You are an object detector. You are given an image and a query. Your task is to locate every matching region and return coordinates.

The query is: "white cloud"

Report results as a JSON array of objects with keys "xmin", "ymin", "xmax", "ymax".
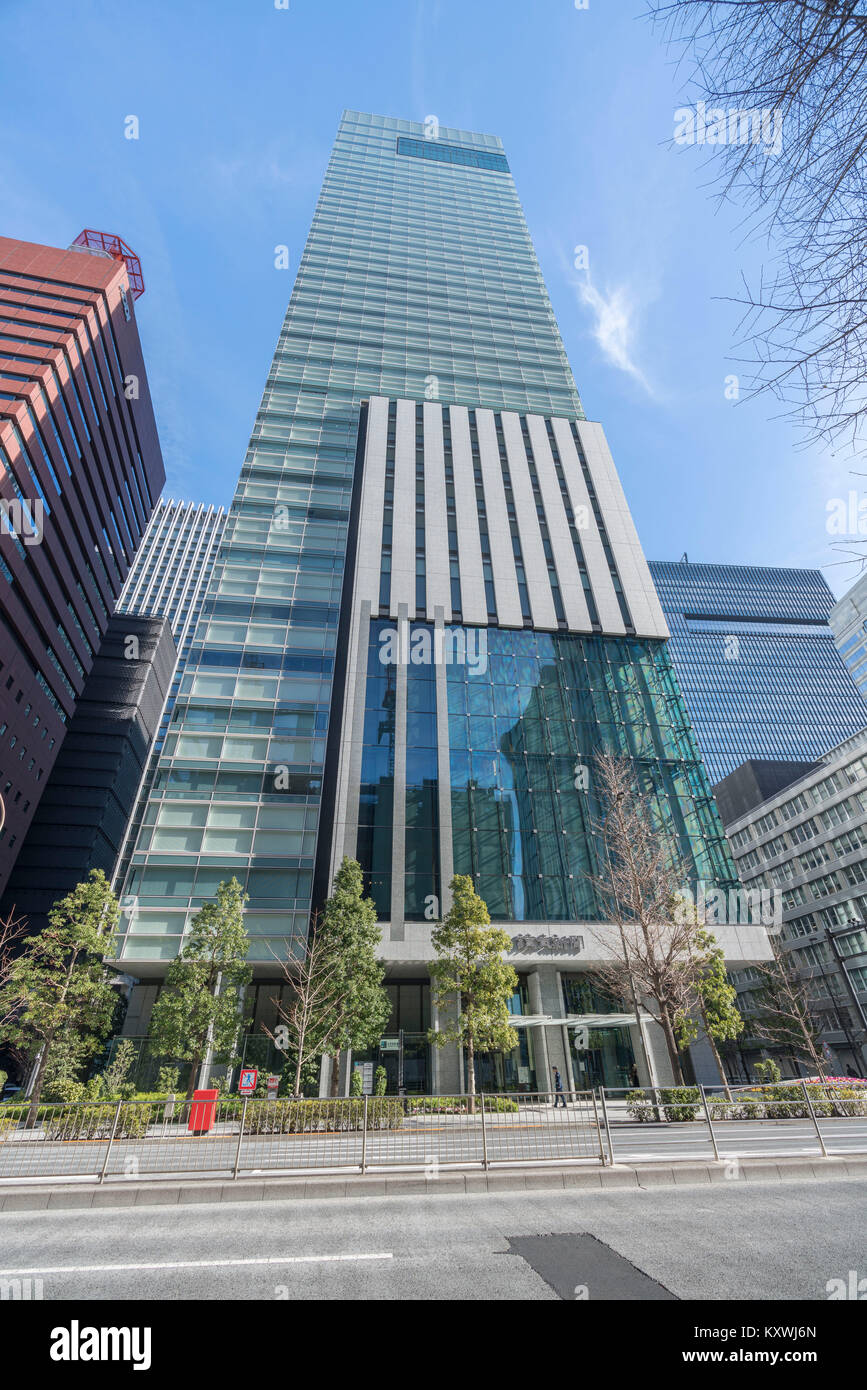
[{"xmin": 576, "ymin": 276, "xmax": 653, "ymax": 394}]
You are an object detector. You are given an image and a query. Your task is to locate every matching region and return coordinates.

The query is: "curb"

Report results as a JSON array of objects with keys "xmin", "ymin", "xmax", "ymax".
[{"xmin": 1, "ymin": 1153, "xmax": 865, "ymax": 1212}]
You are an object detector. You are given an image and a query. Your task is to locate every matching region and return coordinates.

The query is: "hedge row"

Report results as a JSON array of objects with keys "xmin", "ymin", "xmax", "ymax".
[
  {"xmin": 405, "ymin": 1095, "xmax": 520, "ymax": 1115},
  {"xmin": 626, "ymin": 1084, "xmax": 867, "ymax": 1122},
  {"xmin": 241, "ymin": 1098, "xmax": 404, "ymax": 1134},
  {"xmin": 0, "ymin": 1103, "xmax": 151, "ymax": 1140}
]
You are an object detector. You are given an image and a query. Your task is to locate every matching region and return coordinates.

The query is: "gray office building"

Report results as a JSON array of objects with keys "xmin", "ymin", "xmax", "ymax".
[
  {"xmin": 830, "ymin": 570, "xmax": 867, "ymax": 700},
  {"xmin": 723, "ymin": 732, "xmax": 867, "ymax": 1078}
]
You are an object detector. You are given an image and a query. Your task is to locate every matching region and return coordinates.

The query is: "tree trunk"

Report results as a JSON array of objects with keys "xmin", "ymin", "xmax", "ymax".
[
  {"xmin": 294, "ymin": 1051, "xmax": 303, "ymax": 1099},
  {"xmin": 25, "ymin": 1040, "xmax": 51, "ymax": 1129},
  {"xmin": 659, "ymin": 1008, "xmax": 684, "ymax": 1085},
  {"xmin": 707, "ymin": 1030, "xmax": 732, "ymax": 1102},
  {"xmin": 466, "ymin": 1033, "xmax": 475, "ymax": 1115},
  {"xmin": 628, "ymin": 973, "xmax": 654, "ymax": 1087},
  {"xmin": 185, "ymin": 1059, "xmax": 201, "ymax": 1102},
  {"xmin": 701, "ymin": 1002, "xmax": 732, "ymax": 1101},
  {"xmin": 329, "ymin": 1049, "xmax": 340, "ymax": 1097}
]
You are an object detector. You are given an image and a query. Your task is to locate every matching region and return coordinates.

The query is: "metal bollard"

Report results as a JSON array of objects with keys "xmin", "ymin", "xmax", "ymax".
[
  {"xmin": 233, "ymin": 1097, "xmax": 248, "ymax": 1179},
  {"xmin": 597, "ymin": 1086, "xmax": 615, "ymax": 1166},
  {"xmin": 801, "ymin": 1080, "xmax": 829, "ymax": 1159},
  {"xmin": 480, "ymin": 1093, "xmax": 489, "ymax": 1170},
  {"xmin": 699, "ymin": 1084, "xmax": 720, "ymax": 1162},
  {"xmin": 99, "ymin": 1099, "xmax": 123, "ymax": 1184}
]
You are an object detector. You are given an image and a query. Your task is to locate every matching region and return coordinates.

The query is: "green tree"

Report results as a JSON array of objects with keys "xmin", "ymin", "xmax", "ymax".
[
  {"xmin": 148, "ymin": 878, "xmax": 251, "ymax": 1100},
  {"xmin": 93, "ymin": 1038, "xmax": 138, "ymax": 1100},
  {"xmin": 676, "ymin": 928, "xmax": 744, "ymax": 1099},
  {"xmin": 0, "ymin": 869, "xmax": 119, "ymax": 1125},
  {"xmin": 429, "ymin": 875, "xmax": 518, "ymax": 1110},
  {"xmin": 317, "ymin": 858, "xmax": 390, "ymax": 1095}
]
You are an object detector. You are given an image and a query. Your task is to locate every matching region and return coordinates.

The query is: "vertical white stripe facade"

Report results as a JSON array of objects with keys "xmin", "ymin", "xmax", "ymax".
[
  {"xmin": 389, "ymin": 400, "xmax": 417, "ymax": 621},
  {"xmin": 353, "ymin": 397, "xmax": 668, "ymax": 641},
  {"xmin": 500, "ymin": 412, "xmax": 558, "ymax": 630},
  {"xmin": 525, "ymin": 414, "xmax": 591, "ymax": 631},
  {"xmin": 550, "ymin": 417, "xmax": 626, "ymax": 635},
  {"xmin": 476, "ymin": 408, "xmax": 523, "ymax": 627},
  {"xmin": 574, "ymin": 420, "xmax": 669, "ymax": 640},
  {"xmin": 422, "ymin": 402, "xmax": 452, "ymax": 620},
  {"xmin": 448, "ymin": 406, "xmax": 487, "ymax": 625}
]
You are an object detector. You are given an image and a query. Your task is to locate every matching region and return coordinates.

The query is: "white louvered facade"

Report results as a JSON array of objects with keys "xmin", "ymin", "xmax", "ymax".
[{"xmin": 353, "ymin": 398, "xmax": 668, "ymax": 640}]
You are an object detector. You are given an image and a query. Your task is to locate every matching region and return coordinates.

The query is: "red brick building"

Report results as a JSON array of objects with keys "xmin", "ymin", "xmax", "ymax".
[{"xmin": 0, "ymin": 234, "xmax": 164, "ymax": 899}]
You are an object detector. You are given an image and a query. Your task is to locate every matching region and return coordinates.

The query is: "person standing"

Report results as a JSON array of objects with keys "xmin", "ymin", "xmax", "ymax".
[{"xmin": 552, "ymin": 1066, "xmax": 567, "ymax": 1108}]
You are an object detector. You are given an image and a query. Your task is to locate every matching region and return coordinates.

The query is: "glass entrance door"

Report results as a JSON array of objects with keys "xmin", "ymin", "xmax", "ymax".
[
  {"xmin": 572, "ymin": 1025, "xmax": 635, "ymax": 1089},
  {"xmin": 362, "ymin": 1034, "xmax": 429, "ymax": 1094}
]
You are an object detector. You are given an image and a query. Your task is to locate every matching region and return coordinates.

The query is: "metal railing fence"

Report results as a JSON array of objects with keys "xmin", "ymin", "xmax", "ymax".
[
  {"xmin": 0, "ymin": 1091, "xmax": 604, "ymax": 1184},
  {"xmin": 600, "ymin": 1081, "xmax": 867, "ymax": 1163},
  {"xmin": 0, "ymin": 1082, "xmax": 865, "ymax": 1184}
]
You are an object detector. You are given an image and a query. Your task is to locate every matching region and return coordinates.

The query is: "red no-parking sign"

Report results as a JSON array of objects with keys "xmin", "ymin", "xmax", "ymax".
[{"xmin": 239, "ymin": 1068, "xmax": 258, "ymax": 1096}]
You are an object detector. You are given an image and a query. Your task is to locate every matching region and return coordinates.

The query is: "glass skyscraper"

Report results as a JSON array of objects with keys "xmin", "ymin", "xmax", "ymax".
[
  {"xmin": 113, "ymin": 113, "xmax": 765, "ymax": 1094},
  {"xmin": 830, "ymin": 571, "xmax": 867, "ymax": 700},
  {"xmin": 649, "ymin": 560, "xmax": 867, "ymax": 787},
  {"xmin": 111, "ymin": 499, "xmax": 228, "ymax": 900}
]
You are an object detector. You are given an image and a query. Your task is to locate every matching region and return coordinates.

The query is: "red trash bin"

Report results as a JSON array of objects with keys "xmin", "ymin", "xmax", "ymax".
[{"xmin": 188, "ymin": 1088, "xmax": 219, "ymax": 1135}]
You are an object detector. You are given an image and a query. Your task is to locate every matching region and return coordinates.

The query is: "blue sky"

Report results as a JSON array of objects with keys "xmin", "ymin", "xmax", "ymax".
[{"xmin": 2, "ymin": 0, "xmax": 854, "ymax": 593}]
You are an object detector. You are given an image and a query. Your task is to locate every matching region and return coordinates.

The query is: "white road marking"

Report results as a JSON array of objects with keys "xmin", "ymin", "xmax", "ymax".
[{"xmin": 0, "ymin": 1252, "xmax": 393, "ymax": 1276}]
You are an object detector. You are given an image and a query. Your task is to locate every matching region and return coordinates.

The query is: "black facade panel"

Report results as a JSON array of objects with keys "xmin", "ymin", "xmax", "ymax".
[{"xmin": 1, "ymin": 615, "xmax": 176, "ymax": 935}]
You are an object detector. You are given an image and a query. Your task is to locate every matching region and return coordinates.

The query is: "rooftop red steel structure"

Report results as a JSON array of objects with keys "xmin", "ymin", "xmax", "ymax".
[{"xmin": 72, "ymin": 229, "xmax": 145, "ymax": 298}]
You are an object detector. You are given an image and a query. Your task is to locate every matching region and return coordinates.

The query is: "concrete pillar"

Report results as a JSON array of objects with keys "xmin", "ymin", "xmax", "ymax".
[
  {"xmin": 526, "ymin": 969, "xmax": 550, "ymax": 1092},
  {"xmin": 628, "ymin": 1022, "xmax": 651, "ymax": 1087},
  {"xmin": 389, "ymin": 607, "xmax": 409, "ymax": 943},
  {"xmin": 532, "ymin": 966, "xmax": 571, "ymax": 1092},
  {"xmin": 645, "ymin": 1019, "xmax": 675, "ymax": 1085},
  {"xmin": 430, "ymin": 985, "xmax": 462, "ymax": 1094}
]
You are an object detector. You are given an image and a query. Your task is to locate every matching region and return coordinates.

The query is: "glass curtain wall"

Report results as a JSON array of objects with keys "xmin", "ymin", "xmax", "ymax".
[{"xmin": 116, "ymin": 110, "xmax": 586, "ymax": 965}]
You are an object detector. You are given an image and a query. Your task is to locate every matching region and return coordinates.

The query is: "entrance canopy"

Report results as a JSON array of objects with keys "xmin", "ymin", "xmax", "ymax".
[{"xmin": 509, "ymin": 1012, "xmax": 653, "ymax": 1029}]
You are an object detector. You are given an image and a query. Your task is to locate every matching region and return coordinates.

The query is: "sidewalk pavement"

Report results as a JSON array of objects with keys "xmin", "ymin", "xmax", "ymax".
[{"xmin": 1, "ymin": 1152, "xmax": 865, "ymax": 1212}]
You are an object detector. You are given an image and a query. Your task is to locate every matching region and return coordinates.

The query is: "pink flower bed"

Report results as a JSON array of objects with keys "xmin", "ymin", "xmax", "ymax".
[{"xmin": 803, "ymin": 1075, "xmax": 867, "ymax": 1086}]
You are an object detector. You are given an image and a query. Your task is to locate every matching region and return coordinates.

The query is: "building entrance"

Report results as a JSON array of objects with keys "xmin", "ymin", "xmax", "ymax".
[{"xmin": 571, "ymin": 1024, "xmax": 636, "ymax": 1090}]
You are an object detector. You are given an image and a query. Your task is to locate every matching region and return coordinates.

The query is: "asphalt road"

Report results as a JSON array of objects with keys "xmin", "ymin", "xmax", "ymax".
[{"xmin": 0, "ymin": 1176, "xmax": 863, "ymax": 1300}]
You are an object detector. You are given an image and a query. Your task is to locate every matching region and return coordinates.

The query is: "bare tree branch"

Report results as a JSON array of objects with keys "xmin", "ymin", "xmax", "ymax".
[
  {"xmin": 648, "ymin": 0, "xmax": 867, "ymax": 453},
  {"xmin": 0, "ymin": 910, "xmax": 28, "ymax": 1034},
  {"xmin": 584, "ymin": 751, "xmax": 714, "ymax": 1084},
  {"xmin": 262, "ymin": 924, "xmax": 353, "ymax": 1098}
]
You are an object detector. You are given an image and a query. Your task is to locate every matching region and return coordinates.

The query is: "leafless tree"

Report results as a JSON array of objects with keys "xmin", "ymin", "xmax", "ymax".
[
  {"xmin": 586, "ymin": 751, "xmax": 713, "ymax": 1084},
  {"xmin": 0, "ymin": 910, "xmax": 27, "ymax": 1033},
  {"xmin": 748, "ymin": 945, "xmax": 830, "ymax": 1077},
  {"xmin": 263, "ymin": 926, "xmax": 352, "ymax": 1099},
  {"xmin": 649, "ymin": 1, "xmax": 867, "ymax": 456}
]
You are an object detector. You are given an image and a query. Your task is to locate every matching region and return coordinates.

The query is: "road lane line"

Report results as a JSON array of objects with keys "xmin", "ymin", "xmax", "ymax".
[{"xmin": 0, "ymin": 1253, "xmax": 394, "ymax": 1276}]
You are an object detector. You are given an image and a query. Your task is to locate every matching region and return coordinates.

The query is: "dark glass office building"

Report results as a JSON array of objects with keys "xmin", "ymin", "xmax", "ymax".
[{"xmin": 648, "ymin": 560, "xmax": 867, "ymax": 787}]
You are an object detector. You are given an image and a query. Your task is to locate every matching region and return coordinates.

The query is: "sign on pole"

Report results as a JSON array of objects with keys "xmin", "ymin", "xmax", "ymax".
[
  {"xmin": 239, "ymin": 1068, "xmax": 258, "ymax": 1096},
  {"xmin": 266, "ymin": 1075, "xmax": 280, "ymax": 1101}
]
